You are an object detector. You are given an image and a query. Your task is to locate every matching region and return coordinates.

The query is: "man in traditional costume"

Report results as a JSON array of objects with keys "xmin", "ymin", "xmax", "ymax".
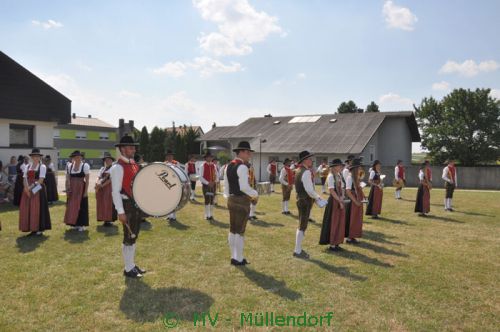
[
  {"xmin": 393, "ymin": 160, "xmax": 406, "ymax": 199},
  {"xmin": 266, "ymin": 159, "xmax": 277, "ymax": 192},
  {"xmin": 442, "ymin": 159, "xmax": 458, "ymax": 211},
  {"xmin": 200, "ymin": 152, "xmax": 219, "ymax": 220},
  {"xmin": 279, "ymin": 158, "xmax": 294, "ymax": 215}
]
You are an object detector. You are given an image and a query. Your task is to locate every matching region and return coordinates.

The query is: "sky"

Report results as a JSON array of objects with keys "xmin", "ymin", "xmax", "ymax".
[{"xmin": 1, "ymin": 0, "xmax": 499, "ymax": 152}]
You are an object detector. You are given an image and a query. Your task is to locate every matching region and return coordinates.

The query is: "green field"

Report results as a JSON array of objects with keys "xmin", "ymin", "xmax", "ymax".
[{"xmin": 0, "ymin": 186, "xmax": 498, "ymax": 331}]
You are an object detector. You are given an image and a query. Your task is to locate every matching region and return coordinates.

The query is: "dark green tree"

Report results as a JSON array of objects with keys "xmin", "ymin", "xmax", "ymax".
[
  {"xmin": 337, "ymin": 100, "xmax": 363, "ymax": 113},
  {"xmin": 149, "ymin": 126, "xmax": 166, "ymax": 162},
  {"xmin": 184, "ymin": 125, "xmax": 201, "ymax": 156},
  {"xmin": 138, "ymin": 126, "xmax": 150, "ymax": 161},
  {"xmin": 414, "ymin": 88, "xmax": 500, "ymax": 166},
  {"xmin": 366, "ymin": 101, "xmax": 380, "ymax": 113}
]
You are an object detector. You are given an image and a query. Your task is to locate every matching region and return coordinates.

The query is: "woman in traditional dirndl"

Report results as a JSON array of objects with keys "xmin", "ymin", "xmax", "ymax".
[
  {"xmin": 415, "ymin": 162, "xmax": 431, "ymax": 216},
  {"xmin": 345, "ymin": 158, "xmax": 365, "ymax": 244},
  {"xmin": 64, "ymin": 150, "xmax": 90, "ymax": 231},
  {"xmin": 319, "ymin": 159, "xmax": 346, "ymax": 251},
  {"xmin": 43, "ymin": 155, "xmax": 59, "ymax": 203},
  {"xmin": 95, "ymin": 153, "xmax": 117, "ymax": 226},
  {"xmin": 366, "ymin": 160, "xmax": 384, "ymax": 219},
  {"xmin": 18, "ymin": 148, "xmax": 51, "ymax": 235}
]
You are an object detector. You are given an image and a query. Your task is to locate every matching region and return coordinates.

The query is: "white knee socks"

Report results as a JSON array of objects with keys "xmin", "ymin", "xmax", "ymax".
[
  {"xmin": 228, "ymin": 233, "xmax": 236, "ymax": 259},
  {"xmin": 122, "ymin": 244, "xmax": 135, "ymax": 272},
  {"xmin": 249, "ymin": 204, "xmax": 256, "ymax": 217},
  {"xmin": 294, "ymin": 229, "xmax": 304, "ymax": 254}
]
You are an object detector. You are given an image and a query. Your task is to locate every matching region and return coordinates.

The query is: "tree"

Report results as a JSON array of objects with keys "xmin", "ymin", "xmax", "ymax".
[
  {"xmin": 366, "ymin": 101, "xmax": 380, "ymax": 113},
  {"xmin": 184, "ymin": 125, "xmax": 201, "ymax": 157},
  {"xmin": 138, "ymin": 126, "xmax": 150, "ymax": 161},
  {"xmin": 414, "ymin": 88, "xmax": 500, "ymax": 166},
  {"xmin": 149, "ymin": 126, "xmax": 166, "ymax": 162},
  {"xmin": 337, "ymin": 100, "xmax": 363, "ymax": 113}
]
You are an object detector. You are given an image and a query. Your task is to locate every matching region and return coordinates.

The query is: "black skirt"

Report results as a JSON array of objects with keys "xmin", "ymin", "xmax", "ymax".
[
  {"xmin": 414, "ymin": 184, "xmax": 424, "ymax": 213},
  {"xmin": 45, "ymin": 171, "xmax": 59, "ymax": 202},
  {"xmin": 75, "ymin": 196, "xmax": 89, "ymax": 226},
  {"xmin": 319, "ymin": 196, "xmax": 333, "ymax": 245},
  {"xmin": 39, "ymin": 184, "xmax": 52, "ymax": 231},
  {"xmin": 344, "ymin": 201, "xmax": 352, "ymax": 237}
]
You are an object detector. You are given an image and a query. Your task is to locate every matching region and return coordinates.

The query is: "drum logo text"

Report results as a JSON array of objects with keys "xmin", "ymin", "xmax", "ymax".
[{"xmin": 156, "ymin": 171, "xmax": 177, "ymax": 190}]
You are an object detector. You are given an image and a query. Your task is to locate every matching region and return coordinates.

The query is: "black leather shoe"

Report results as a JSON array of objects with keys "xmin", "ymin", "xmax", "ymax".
[
  {"xmin": 124, "ymin": 269, "xmax": 143, "ymax": 278},
  {"xmin": 329, "ymin": 245, "xmax": 343, "ymax": 252},
  {"xmin": 231, "ymin": 259, "xmax": 245, "ymax": 266},
  {"xmin": 293, "ymin": 250, "xmax": 310, "ymax": 259},
  {"xmin": 346, "ymin": 238, "xmax": 359, "ymax": 244},
  {"xmin": 134, "ymin": 265, "xmax": 146, "ymax": 274}
]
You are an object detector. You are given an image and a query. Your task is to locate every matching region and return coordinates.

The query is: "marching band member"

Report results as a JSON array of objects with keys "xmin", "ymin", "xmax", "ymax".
[
  {"xmin": 442, "ymin": 159, "xmax": 457, "ymax": 211},
  {"xmin": 96, "ymin": 152, "xmax": 117, "ymax": 227},
  {"xmin": 164, "ymin": 149, "xmax": 179, "ymax": 221},
  {"xmin": 63, "ymin": 151, "xmax": 90, "ymax": 231},
  {"xmin": 43, "ymin": 155, "xmax": 59, "ymax": 204},
  {"xmin": 319, "ymin": 159, "xmax": 346, "ymax": 251},
  {"xmin": 248, "ymin": 162, "xmax": 258, "ymax": 220},
  {"xmin": 200, "ymin": 152, "xmax": 219, "ymax": 220},
  {"xmin": 279, "ymin": 158, "xmax": 294, "ymax": 215},
  {"xmin": 345, "ymin": 158, "xmax": 365, "ymax": 244},
  {"xmin": 18, "ymin": 148, "xmax": 51, "ymax": 235},
  {"xmin": 266, "ymin": 159, "xmax": 277, "ymax": 192},
  {"xmin": 185, "ymin": 155, "xmax": 197, "ymax": 201},
  {"xmin": 415, "ymin": 162, "xmax": 431, "ymax": 217},
  {"xmin": 213, "ymin": 157, "xmax": 221, "ymax": 206},
  {"xmin": 366, "ymin": 160, "xmax": 384, "ymax": 219},
  {"xmin": 111, "ymin": 135, "xmax": 146, "ymax": 278},
  {"xmin": 342, "ymin": 155, "xmax": 355, "ymax": 184},
  {"xmin": 317, "ymin": 159, "xmax": 329, "ymax": 194},
  {"xmin": 223, "ymin": 141, "xmax": 258, "ymax": 266},
  {"xmin": 293, "ymin": 150, "xmax": 327, "ymax": 259},
  {"xmin": 393, "ymin": 160, "xmax": 406, "ymax": 199}
]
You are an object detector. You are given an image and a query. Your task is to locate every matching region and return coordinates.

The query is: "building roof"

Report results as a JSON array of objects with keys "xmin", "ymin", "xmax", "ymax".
[
  {"xmin": 200, "ymin": 111, "xmax": 420, "ymax": 154},
  {"xmin": 0, "ymin": 51, "xmax": 71, "ymax": 124},
  {"xmin": 199, "ymin": 126, "xmax": 237, "ymax": 141},
  {"xmin": 70, "ymin": 116, "xmax": 115, "ymax": 128},
  {"xmin": 165, "ymin": 125, "xmax": 204, "ymax": 136}
]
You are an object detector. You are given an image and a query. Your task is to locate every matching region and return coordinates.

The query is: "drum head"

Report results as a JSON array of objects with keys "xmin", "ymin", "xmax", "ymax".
[{"xmin": 132, "ymin": 163, "xmax": 183, "ymax": 217}]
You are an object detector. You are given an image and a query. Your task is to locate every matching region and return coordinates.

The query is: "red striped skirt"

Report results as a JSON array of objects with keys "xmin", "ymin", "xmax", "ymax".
[
  {"xmin": 348, "ymin": 190, "xmax": 364, "ymax": 238},
  {"xmin": 96, "ymin": 184, "xmax": 115, "ymax": 221},
  {"xmin": 330, "ymin": 199, "xmax": 346, "ymax": 245},
  {"xmin": 19, "ymin": 190, "xmax": 40, "ymax": 232},
  {"xmin": 64, "ymin": 177, "xmax": 85, "ymax": 225}
]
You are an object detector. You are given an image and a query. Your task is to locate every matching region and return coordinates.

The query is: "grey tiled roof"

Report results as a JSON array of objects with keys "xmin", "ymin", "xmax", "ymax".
[{"xmin": 200, "ymin": 111, "xmax": 419, "ymax": 154}]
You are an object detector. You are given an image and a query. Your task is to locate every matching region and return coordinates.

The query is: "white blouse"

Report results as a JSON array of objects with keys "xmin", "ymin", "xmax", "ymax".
[
  {"xmin": 67, "ymin": 162, "xmax": 90, "ymax": 175},
  {"xmin": 23, "ymin": 163, "xmax": 46, "ymax": 179}
]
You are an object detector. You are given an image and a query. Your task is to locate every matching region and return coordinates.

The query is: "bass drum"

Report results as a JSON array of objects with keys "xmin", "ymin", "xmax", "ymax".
[{"xmin": 132, "ymin": 162, "xmax": 190, "ymax": 217}]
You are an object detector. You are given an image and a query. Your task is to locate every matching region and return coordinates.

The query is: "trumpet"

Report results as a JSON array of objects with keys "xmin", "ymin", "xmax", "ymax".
[{"xmin": 358, "ymin": 168, "xmax": 365, "ymax": 180}]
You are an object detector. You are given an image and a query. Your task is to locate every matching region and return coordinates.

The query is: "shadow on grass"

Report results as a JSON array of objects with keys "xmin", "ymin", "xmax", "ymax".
[
  {"xmin": 189, "ymin": 200, "xmax": 203, "ymax": 205},
  {"xmin": 237, "ymin": 267, "xmax": 302, "ymax": 301},
  {"xmin": 0, "ymin": 203, "xmax": 20, "ymax": 213},
  {"xmin": 427, "ymin": 215, "xmax": 465, "ymax": 223},
  {"xmin": 376, "ymin": 216, "xmax": 411, "ymax": 225},
  {"xmin": 167, "ymin": 219, "xmax": 190, "ymax": 230},
  {"xmin": 16, "ymin": 234, "xmax": 48, "ymax": 253},
  {"xmin": 214, "ymin": 204, "xmax": 228, "ymax": 210},
  {"xmin": 63, "ymin": 229, "xmax": 90, "ymax": 243},
  {"xmin": 249, "ymin": 218, "xmax": 284, "ymax": 228},
  {"xmin": 308, "ymin": 258, "xmax": 367, "ymax": 281},
  {"xmin": 120, "ymin": 280, "xmax": 214, "ymax": 323},
  {"xmin": 140, "ymin": 220, "xmax": 153, "ymax": 231},
  {"xmin": 363, "ymin": 230, "xmax": 402, "ymax": 246},
  {"xmin": 335, "ymin": 248, "xmax": 394, "ymax": 268},
  {"xmin": 96, "ymin": 224, "xmax": 119, "ymax": 236},
  {"xmin": 356, "ymin": 241, "xmax": 409, "ymax": 257},
  {"xmin": 208, "ymin": 218, "xmax": 229, "ymax": 229},
  {"xmin": 454, "ymin": 210, "xmax": 494, "ymax": 218}
]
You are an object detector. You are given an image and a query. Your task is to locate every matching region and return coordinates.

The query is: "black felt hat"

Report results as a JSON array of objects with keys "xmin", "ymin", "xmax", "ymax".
[
  {"xmin": 29, "ymin": 148, "xmax": 43, "ymax": 157},
  {"xmin": 69, "ymin": 150, "xmax": 83, "ymax": 158},
  {"xmin": 102, "ymin": 152, "xmax": 115, "ymax": 162},
  {"xmin": 329, "ymin": 158, "xmax": 344, "ymax": 167},
  {"xmin": 298, "ymin": 150, "xmax": 314, "ymax": 164},
  {"xmin": 348, "ymin": 158, "xmax": 363, "ymax": 170},
  {"xmin": 115, "ymin": 134, "xmax": 139, "ymax": 147},
  {"xmin": 233, "ymin": 141, "xmax": 254, "ymax": 152}
]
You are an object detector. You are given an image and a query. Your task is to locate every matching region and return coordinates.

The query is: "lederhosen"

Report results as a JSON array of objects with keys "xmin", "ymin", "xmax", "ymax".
[
  {"xmin": 44, "ymin": 164, "xmax": 59, "ymax": 202},
  {"xmin": 64, "ymin": 163, "xmax": 89, "ymax": 227},
  {"xmin": 295, "ymin": 166, "xmax": 314, "ymax": 232},
  {"xmin": 117, "ymin": 159, "xmax": 142, "ymax": 245},
  {"xmin": 202, "ymin": 162, "xmax": 216, "ymax": 205},
  {"xmin": 445, "ymin": 166, "xmax": 456, "ymax": 199},
  {"xmin": 366, "ymin": 172, "xmax": 383, "ymax": 215},
  {"xmin": 18, "ymin": 165, "xmax": 51, "ymax": 232},
  {"xmin": 320, "ymin": 173, "xmax": 345, "ymax": 245},
  {"xmin": 282, "ymin": 167, "xmax": 294, "ymax": 201},
  {"xmin": 227, "ymin": 159, "xmax": 251, "ymax": 234}
]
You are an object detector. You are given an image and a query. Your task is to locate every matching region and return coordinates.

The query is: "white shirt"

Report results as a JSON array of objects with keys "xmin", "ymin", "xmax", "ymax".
[
  {"xmin": 346, "ymin": 174, "xmax": 353, "ymax": 190},
  {"xmin": 301, "ymin": 169, "xmax": 320, "ymax": 200},
  {"xmin": 326, "ymin": 173, "xmax": 335, "ymax": 190},
  {"xmin": 342, "ymin": 167, "xmax": 350, "ymax": 181},
  {"xmin": 23, "ymin": 163, "xmax": 46, "ymax": 179},
  {"xmin": 369, "ymin": 170, "xmax": 376, "ymax": 181},
  {"xmin": 442, "ymin": 166, "xmax": 458, "ymax": 186},
  {"xmin": 418, "ymin": 170, "xmax": 425, "ymax": 181},
  {"xmin": 223, "ymin": 159, "xmax": 258, "ymax": 198},
  {"xmin": 267, "ymin": 164, "xmax": 275, "ymax": 175},
  {"xmin": 110, "ymin": 157, "xmax": 133, "ymax": 215},
  {"xmin": 394, "ymin": 165, "xmax": 404, "ymax": 180},
  {"xmin": 279, "ymin": 167, "xmax": 288, "ymax": 186},
  {"xmin": 66, "ymin": 162, "xmax": 90, "ymax": 175},
  {"xmin": 199, "ymin": 162, "xmax": 219, "ymax": 185}
]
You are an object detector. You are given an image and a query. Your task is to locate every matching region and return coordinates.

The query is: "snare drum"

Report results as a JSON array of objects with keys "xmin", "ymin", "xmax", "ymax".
[
  {"xmin": 132, "ymin": 162, "xmax": 190, "ymax": 217},
  {"xmin": 256, "ymin": 182, "xmax": 271, "ymax": 195},
  {"xmin": 189, "ymin": 174, "xmax": 199, "ymax": 182}
]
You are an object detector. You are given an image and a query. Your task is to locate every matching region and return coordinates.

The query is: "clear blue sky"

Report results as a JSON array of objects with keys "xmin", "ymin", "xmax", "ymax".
[{"xmin": 1, "ymin": 0, "xmax": 499, "ymax": 152}]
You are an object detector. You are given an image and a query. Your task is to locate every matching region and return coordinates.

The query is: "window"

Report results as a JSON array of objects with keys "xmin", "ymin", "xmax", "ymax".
[
  {"xmin": 53, "ymin": 129, "xmax": 60, "ymax": 139},
  {"xmin": 99, "ymin": 132, "xmax": 109, "ymax": 140},
  {"xmin": 288, "ymin": 116, "xmax": 321, "ymax": 123},
  {"xmin": 9, "ymin": 124, "xmax": 33, "ymax": 148},
  {"xmin": 76, "ymin": 131, "xmax": 87, "ymax": 139}
]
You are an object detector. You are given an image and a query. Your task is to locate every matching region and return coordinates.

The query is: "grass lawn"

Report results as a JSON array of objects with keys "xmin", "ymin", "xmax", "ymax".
[{"xmin": 0, "ymin": 186, "xmax": 498, "ymax": 331}]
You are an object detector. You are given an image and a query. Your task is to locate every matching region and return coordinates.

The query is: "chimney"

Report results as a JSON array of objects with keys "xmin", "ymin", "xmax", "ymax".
[
  {"xmin": 119, "ymin": 119, "xmax": 124, "ymax": 128},
  {"xmin": 72, "ymin": 113, "xmax": 76, "ymax": 119},
  {"xmin": 129, "ymin": 120, "xmax": 134, "ymax": 129},
  {"xmin": 212, "ymin": 122, "xmax": 216, "ymax": 129},
  {"xmin": 88, "ymin": 115, "xmax": 91, "ymax": 118}
]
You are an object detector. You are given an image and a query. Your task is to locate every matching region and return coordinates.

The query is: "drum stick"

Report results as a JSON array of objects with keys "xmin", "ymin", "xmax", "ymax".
[{"xmin": 124, "ymin": 221, "xmax": 136, "ymax": 239}]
